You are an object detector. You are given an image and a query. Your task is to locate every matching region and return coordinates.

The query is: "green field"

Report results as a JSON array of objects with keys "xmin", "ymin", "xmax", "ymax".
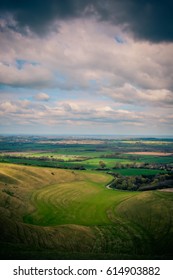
[
  {"xmin": 136, "ymin": 155, "xmax": 173, "ymax": 164},
  {"xmin": 72, "ymin": 157, "xmax": 133, "ymax": 169},
  {"xmin": 1, "ymin": 163, "xmax": 173, "ymax": 259},
  {"xmin": 116, "ymin": 168, "xmax": 165, "ymax": 176}
]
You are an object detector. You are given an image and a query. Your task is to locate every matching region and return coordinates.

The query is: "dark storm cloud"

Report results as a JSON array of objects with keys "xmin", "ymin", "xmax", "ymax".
[
  {"xmin": 0, "ymin": 0, "xmax": 81, "ymax": 34},
  {"xmin": 0, "ymin": 0, "xmax": 173, "ymax": 42}
]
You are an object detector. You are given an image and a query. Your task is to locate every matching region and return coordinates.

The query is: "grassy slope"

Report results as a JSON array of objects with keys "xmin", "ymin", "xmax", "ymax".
[{"xmin": 0, "ymin": 163, "xmax": 173, "ymax": 259}]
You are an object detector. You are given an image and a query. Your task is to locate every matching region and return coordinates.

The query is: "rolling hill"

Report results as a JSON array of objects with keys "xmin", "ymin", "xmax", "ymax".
[{"xmin": 0, "ymin": 163, "xmax": 173, "ymax": 259}]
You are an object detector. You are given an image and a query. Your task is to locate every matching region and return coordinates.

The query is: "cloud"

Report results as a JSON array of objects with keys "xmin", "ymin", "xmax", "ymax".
[
  {"xmin": 34, "ymin": 92, "xmax": 50, "ymax": 101},
  {"xmin": 0, "ymin": 99, "xmax": 170, "ymax": 126},
  {"xmin": 0, "ymin": 0, "xmax": 173, "ymax": 42},
  {"xmin": 0, "ymin": 18, "xmax": 173, "ymax": 107},
  {"xmin": 0, "ymin": 97, "xmax": 172, "ymax": 135},
  {"xmin": 0, "ymin": 61, "xmax": 53, "ymax": 88},
  {"xmin": 0, "ymin": 4, "xmax": 173, "ymax": 135},
  {"xmin": 101, "ymin": 84, "xmax": 173, "ymax": 107}
]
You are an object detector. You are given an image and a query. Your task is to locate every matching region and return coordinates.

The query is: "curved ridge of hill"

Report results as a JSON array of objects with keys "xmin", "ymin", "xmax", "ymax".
[{"xmin": 0, "ymin": 163, "xmax": 173, "ymax": 259}]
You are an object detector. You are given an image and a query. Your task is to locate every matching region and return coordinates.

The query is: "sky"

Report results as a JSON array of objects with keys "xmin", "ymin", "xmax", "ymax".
[{"xmin": 0, "ymin": 0, "xmax": 173, "ymax": 136}]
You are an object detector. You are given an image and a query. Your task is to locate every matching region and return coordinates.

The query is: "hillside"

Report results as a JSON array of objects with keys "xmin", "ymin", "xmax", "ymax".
[{"xmin": 0, "ymin": 163, "xmax": 173, "ymax": 259}]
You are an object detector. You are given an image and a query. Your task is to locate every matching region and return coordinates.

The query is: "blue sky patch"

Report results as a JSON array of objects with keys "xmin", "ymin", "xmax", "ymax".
[
  {"xmin": 15, "ymin": 59, "xmax": 39, "ymax": 70},
  {"xmin": 114, "ymin": 35, "xmax": 125, "ymax": 44}
]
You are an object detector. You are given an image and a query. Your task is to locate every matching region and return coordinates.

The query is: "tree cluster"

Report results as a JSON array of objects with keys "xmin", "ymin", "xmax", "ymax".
[{"xmin": 110, "ymin": 173, "xmax": 173, "ymax": 191}]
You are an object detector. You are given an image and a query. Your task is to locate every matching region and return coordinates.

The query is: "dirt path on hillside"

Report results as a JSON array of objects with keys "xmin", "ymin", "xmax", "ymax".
[
  {"xmin": 106, "ymin": 184, "xmax": 112, "ymax": 190},
  {"xmin": 159, "ymin": 188, "xmax": 173, "ymax": 192}
]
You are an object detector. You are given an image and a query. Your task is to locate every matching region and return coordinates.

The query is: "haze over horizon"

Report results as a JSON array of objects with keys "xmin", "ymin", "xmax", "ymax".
[{"xmin": 0, "ymin": 0, "xmax": 173, "ymax": 136}]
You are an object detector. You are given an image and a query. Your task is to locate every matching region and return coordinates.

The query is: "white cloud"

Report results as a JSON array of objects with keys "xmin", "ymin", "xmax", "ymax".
[
  {"xmin": 0, "ymin": 62, "xmax": 53, "ymax": 88},
  {"xmin": 34, "ymin": 92, "xmax": 50, "ymax": 101},
  {"xmin": 1, "ymin": 19, "xmax": 173, "ymax": 96},
  {"xmin": 0, "ymin": 99, "xmax": 171, "ymax": 128},
  {"xmin": 0, "ymin": 18, "xmax": 173, "ymax": 134}
]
